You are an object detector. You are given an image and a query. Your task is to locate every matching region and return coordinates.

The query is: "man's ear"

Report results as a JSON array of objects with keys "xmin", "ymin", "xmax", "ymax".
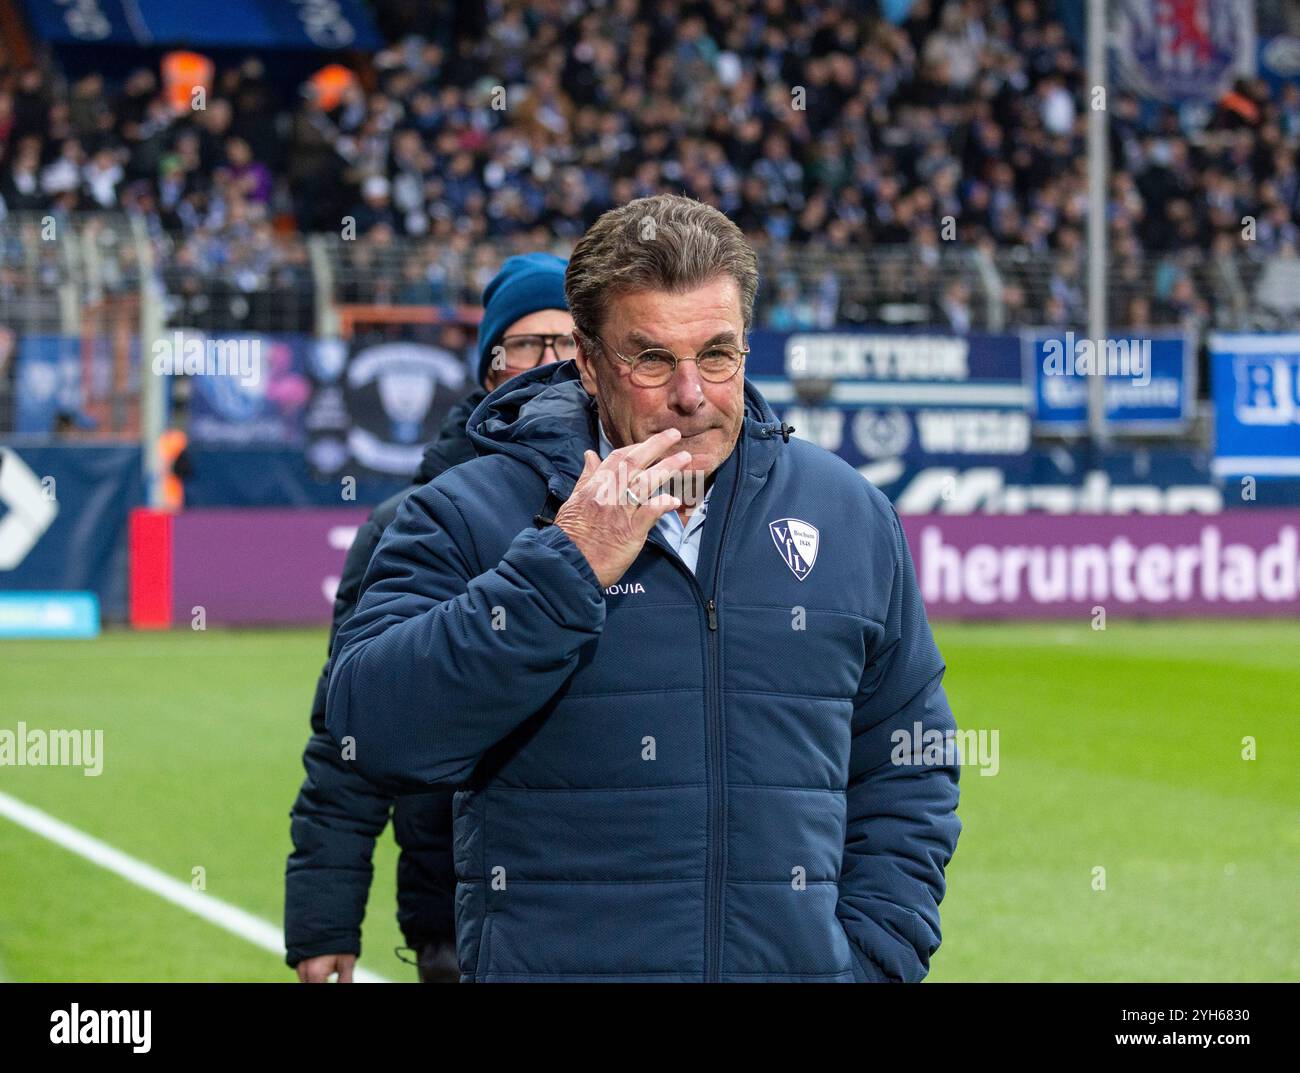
[{"xmin": 573, "ymin": 332, "xmax": 599, "ymax": 396}]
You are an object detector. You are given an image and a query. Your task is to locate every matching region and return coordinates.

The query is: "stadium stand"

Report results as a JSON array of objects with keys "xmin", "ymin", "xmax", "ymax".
[{"xmin": 1, "ymin": 0, "xmax": 1297, "ymax": 342}]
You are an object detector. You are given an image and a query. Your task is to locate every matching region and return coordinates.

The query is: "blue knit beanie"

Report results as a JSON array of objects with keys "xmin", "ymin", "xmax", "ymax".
[{"xmin": 476, "ymin": 252, "xmax": 570, "ymax": 386}]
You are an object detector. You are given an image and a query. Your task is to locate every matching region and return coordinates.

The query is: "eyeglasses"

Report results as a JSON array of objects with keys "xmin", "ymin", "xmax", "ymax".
[
  {"xmin": 496, "ymin": 333, "xmax": 578, "ymax": 371},
  {"xmin": 589, "ymin": 334, "xmax": 749, "ymax": 388}
]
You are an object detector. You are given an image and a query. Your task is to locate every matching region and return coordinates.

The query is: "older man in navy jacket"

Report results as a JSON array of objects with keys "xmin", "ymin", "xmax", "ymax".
[{"xmin": 327, "ymin": 194, "xmax": 961, "ymax": 982}]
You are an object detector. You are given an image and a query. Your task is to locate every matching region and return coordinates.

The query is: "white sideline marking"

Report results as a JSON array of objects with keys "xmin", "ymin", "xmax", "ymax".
[{"xmin": 0, "ymin": 790, "xmax": 392, "ymax": 983}]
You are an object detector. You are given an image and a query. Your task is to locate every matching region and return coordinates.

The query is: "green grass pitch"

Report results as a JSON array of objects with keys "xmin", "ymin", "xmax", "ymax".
[{"xmin": 1, "ymin": 620, "xmax": 1296, "ymax": 982}]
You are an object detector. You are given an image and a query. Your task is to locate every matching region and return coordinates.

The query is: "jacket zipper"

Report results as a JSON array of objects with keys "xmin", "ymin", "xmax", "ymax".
[
  {"xmin": 636, "ymin": 430, "xmax": 753, "ymax": 980},
  {"xmin": 703, "ymin": 592, "xmax": 723, "ymax": 982},
  {"xmin": 704, "ymin": 432, "xmax": 745, "ymax": 982},
  {"xmin": 638, "ymin": 533, "xmax": 717, "ymax": 980}
]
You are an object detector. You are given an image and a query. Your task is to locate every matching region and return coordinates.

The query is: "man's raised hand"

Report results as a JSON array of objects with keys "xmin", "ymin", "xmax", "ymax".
[{"xmin": 554, "ymin": 427, "xmax": 691, "ymax": 589}]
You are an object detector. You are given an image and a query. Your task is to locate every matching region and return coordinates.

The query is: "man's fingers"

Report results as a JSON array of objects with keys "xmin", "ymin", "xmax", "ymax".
[
  {"xmin": 296, "ymin": 954, "xmax": 357, "ymax": 983},
  {"xmin": 619, "ymin": 426, "xmax": 683, "ymax": 471},
  {"xmin": 634, "ymin": 451, "xmax": 694, "ymax": 503},
  {"xmin": 644, "ymin": 493, "xmax": 682, "ymax": 520},
  {"xmin": 585, "ymin": 429, "xmax": 684, "ymax": 495},
  {"xmin": 577, "ymin": 449, "xmax": 604, "ymax": 493}
]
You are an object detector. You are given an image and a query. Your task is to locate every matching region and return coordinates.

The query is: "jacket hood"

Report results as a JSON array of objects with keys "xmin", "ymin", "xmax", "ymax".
[
  {"xmin": 465, "ymin": 359, "xmax": 792, "ymax": 501},
  {"xmin": 416, "ymin": 386, "xmax": 489, "ymax": 483}
]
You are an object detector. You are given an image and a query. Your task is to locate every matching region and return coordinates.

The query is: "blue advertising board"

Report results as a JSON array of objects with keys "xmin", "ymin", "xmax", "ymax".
[
  {"xmin": 0, "ymin": 446, "xmax": 142, "ymax": 621},
  {"xmin": 746, "ymin": 330, "xmax": 1032, "ymax": 467},
  {"xmin": 869, "ymin": 446, "xmax": 1228, "ymax": 515},
  {"xmin": 1023, "ymin": 330, "xmax": 1195, "ymax": 434},
  {"xmin": 1210, "ymin": 333, "xmax": 1300, "ymax": 478}
]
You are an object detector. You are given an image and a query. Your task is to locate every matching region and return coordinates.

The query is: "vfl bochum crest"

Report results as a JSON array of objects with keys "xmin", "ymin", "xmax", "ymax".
[{"xmin": 769, "ymin": 518, "xmax": 819, "ymax": 581}]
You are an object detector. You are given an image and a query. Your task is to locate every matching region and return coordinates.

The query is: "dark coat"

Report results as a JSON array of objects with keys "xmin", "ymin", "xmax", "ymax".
[
  {"xmin": 326, "ymin": 361, "xmax": 961, "ymax": 981},
  {"xmin": 284, "ymin": 387, "xmax": 487, "ymax": 967}
]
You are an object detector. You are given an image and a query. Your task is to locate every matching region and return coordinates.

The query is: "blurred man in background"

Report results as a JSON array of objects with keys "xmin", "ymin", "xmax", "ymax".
[{"xmin": 285, "ymin": 252, "xmax": 573, "ymax": 982}]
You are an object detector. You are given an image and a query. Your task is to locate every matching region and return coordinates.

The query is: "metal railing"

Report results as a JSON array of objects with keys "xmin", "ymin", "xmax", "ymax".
[{"xmin": 2, "ymin": 211, "xmax": 1297, "ymax": 447}]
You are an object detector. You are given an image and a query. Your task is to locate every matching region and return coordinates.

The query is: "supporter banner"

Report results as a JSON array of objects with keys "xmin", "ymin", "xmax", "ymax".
[
  {"xmin": 305, "ymin": 339, "xmax": 472, "ymax": 479},
  {"xmin": 185, "ymin": 334, "xmax": 313, "ymax": 447},
  {"xmin": 13, "ymin": 337, "xmax": 83, "ymax": 437},
  {"xmin": 15, "ymin": 332, "xmax": 145, "ymax": 441},
  {"xmin": 163, "ymin": 508, "xmax": 368, "ymax": 626},
  {"xmin": 0, "ymin": 446, "xmax": 142, "ymax": 620},
  {"xmin": 1113, "ymin": 0, "xmax": 1252, "ymax": 102},
  {"xmin": 748, "ymin": 330, "xmax": 1031, "ymax": 466},
  {"xmin": 1210, "ymin": 333, "xmax": 1300, "ymax": 479},
  {"xmin": 1023, "ymin": 330, "xmax": 1194, "ymax": 433},
  {"xmin": 902, "ymin": 511, "xmax": 1300, "ymax": 619},
  {"xmin": 23, "ymin": 0, "xmax": 382, "ymax": 50}
]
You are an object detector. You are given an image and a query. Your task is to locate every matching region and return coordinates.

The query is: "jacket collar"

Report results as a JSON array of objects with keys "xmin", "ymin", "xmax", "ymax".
[{"xmin": 416, "ymin": 386, "xmax": 488, "ymax": 482}]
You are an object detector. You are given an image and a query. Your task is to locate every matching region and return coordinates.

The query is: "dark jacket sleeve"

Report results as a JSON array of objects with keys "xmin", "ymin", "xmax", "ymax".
[
  {"xmin": 284, "ymin": 512, "xmax": 398, "ymax": 967},
  {"xmin": 836, "ymin": 503, "xmax": 962, "ymax": 983},
  {"xmin": 326, "ymin": 481, "xmax": 607, "ymax": 790},
  {"xmin": 392, "ymin": 791, "xmax": 457, "ymax": 947}
]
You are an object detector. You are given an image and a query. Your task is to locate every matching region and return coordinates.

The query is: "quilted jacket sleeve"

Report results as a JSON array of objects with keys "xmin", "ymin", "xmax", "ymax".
[
  {"xmin": 284, "ymin": 511, "xmax": 397, "ymax": 967},
  {"xmin": 326, "ymin": 482, "xmax": 607, "ymax": 790},
  {"xmin": 837, "ymin": 503, "xmax": 961, "ymax": 983}
]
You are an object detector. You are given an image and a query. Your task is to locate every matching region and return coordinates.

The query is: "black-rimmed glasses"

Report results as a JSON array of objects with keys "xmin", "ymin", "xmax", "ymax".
[{"xmin": 497, "ymin": 333, "xmax": 578, "ymax": 371}]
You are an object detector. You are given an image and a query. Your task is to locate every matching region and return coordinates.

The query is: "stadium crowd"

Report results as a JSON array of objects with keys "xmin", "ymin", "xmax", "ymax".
[{"xmin": 1, "ymin": 0, "xmax": 1298, "ymax": 329}]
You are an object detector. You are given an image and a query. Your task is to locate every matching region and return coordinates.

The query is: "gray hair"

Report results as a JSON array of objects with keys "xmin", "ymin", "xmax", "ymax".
[{"xmin": 564, "ymin": 193, "xmax": 759, "ymax": 348}]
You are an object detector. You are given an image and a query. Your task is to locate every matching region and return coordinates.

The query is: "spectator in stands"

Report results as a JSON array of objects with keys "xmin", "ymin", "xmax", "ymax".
[
  {"xmin": 351, "ymin": 174, "xmax": 398, "ymax": 236},
  {"xmin": 83, "ymin": 147, "xmax": 124, "ymax": 209},
  {"xmin": 1, "ymin": 136, "xmax": 43, "ymax": 211},
  {"xmin": 220, "ymin": 137, "xmax": 271, "ymax": 206},
  {"xmin": 2, "ymin": 1, "xmax": 1298, "ymax": 332},
  {"xmin": 939, "ymin": 279, "xmax": 974, "ymax": 333}
]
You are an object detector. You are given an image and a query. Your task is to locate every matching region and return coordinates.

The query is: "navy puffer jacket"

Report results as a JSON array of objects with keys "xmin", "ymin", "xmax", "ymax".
[{"xmin": 327, "ymin": 359, "xmax": 961, "ymax": 982}]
